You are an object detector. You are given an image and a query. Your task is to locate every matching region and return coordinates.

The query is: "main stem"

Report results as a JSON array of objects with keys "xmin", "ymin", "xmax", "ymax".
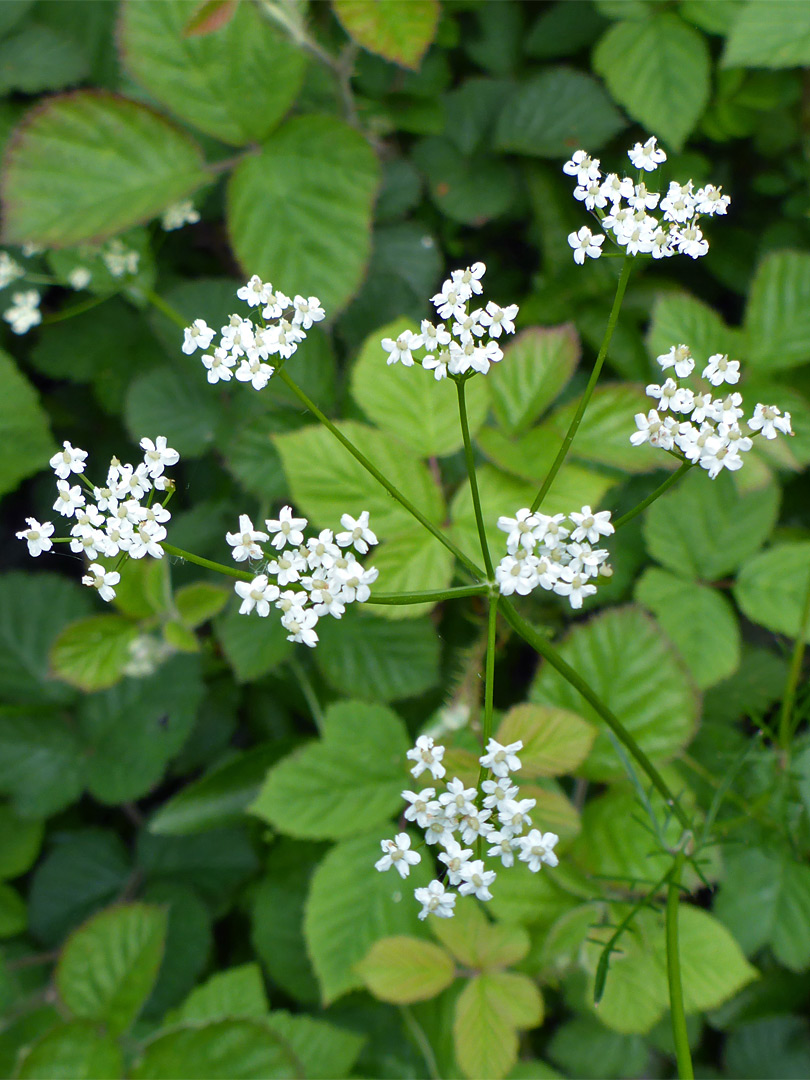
[
  {"xmin": 163, "ymin": 543, "xmax": 252, "ymax": 581},
  {"xmin": 367, "ymin": 585, "xmax": 488, "ymax": 606},
  {"xmin": 666, "ymin": 850, "xmax": 693, "ymax": 1080},
  {"xmin": 499, "ymin": 598, "xmax": 690, "ymax": 829},
  {"xmin": 531, "ymin": 258, "xmax": 633, "ymax": 513},
  {"xmin": 278, "ymin": 369, "xmax": 485, "ymax": 581},
  {"xmin": 456, "ymin": 377, "xmax": 494, "ymax": 579},
  {"xmin": 615, "ymin": 461, "xmax": 693, "ymax": 530}
]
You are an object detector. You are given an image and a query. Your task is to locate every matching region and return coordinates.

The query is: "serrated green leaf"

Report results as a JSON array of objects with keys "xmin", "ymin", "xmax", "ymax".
[
  {"xmin": 274, "ymin": 420, "xmax": 444, "ymax": 538},
  {"xmin": 125, "ymin": 364, "xmax": 224, "ymax": 458},
  {"xmin": 724, "ymin": 1017, "xmax": 810, "ymax": 1080},
  {"xmin": 454, "ymin": 971, "xmax": 542, "ymax": 1080},
  {"xmin": 0, "ymin": 348, "xmax": 56, "ymax": 498},
  {"xmin": 315, "ymin": 614, "xmax": 440, "ymax": 702},
  {"xmin": 0, "ymin": 804, "xmax": 43, "ymax": 881},
  {"xmin": 350, "ymin": 318, "xmax": 489, "ymax": 457},
  {"xmin": 304, "ymin": 832, "xmax": 433, "ymax": 1004},
  {"xmin": 263, "ymin": 1012, "xmax": 364, "ymax": 1080},
  {"xmin": 734, "ymin": 543, "xmax": 810, "ymax": 641},
  {"xmin": 531, "ymin": 607, "xmax": 698, "ymax": 780},
  {"xmin": 723, "ymin": 0, "xmax": 810, "ymax": 68},
  {"xmin": 593, "ymin": 13, "xmax": 710, "ymax": 150},
  {"xmin": 16, "ymin": 1022, "xmax": 123, "ymax": 1080},
  {"xmin": 132, "ymin": 1020, "xmax": 300, "ymax": 1080},
  {"xmin": 174, "ymin": 582, "xmax": 228, "ymax": 628},
  {"xmin": 496, "ymin": 704, "xmax": 596, "ymax": 778},
  {"xmin": 215, "ymin": 605, "xmax": 292, "ymax": 682},
  {"xmin": 431, "ymin": 901, "xmax": 531, "ymax": 970},
  {"xmin": 635, "ymin": 567, "xmax": 740, "ymax": 689},
  {"xmin": 0, "ymin": 710, "xmax": 84, "ymax": 818},
  {"xmin": 356, "ymin": 936, "xmax": 455, "ymax": 1003},
  {"xmin": 743, "ymin": 250, "xmax": 810, "ymax": 372},
  {"xmin": 174, "ymin": 964, "xmax": 268, "ymax": 1023},
  {"xmin": 1, "ymin": 92, "xmax": 209, "ymax": 246},
  {"xmin": 488, "ymin": 325, "xmax": 579, "ymax": 437},
  {"xmin": 643, "ymin": 469, "xmax": 780, "ymax": 581},
  {"xmin": 227, "ymin": 115, "xmax": 379, "ymax": 316},
  {"xmin": 0, "ymin": 22, "xmax": 88, "ymax": 95},
  {"xmin": 365, "ymin": 530, "xmax": 454, "ymax": 620},
  {"xmin": 50, "ymin": 615, "xmax": 139, "ymax": 692},
  {"xmin": 411, "ymin": 136, "xmax": 518, "ymax": 225},
  {"xmin": 150, "ymin": 744, "xmax": 282, "ymax": 836},
  {"xmin": 646, "ymin": 292, "xmax": 739, "ymax": 366},
  {"xmin": 334, "ymin": 0, "xmax": 439, "ymax": 69},
  {"xmin": 250, "ymin": 700, "xmax": 409, "ymax": 839},
  {"xmin": 494, "ymin": 67, "xmax": 626, "ymax": 157},
  {"xmin": 57, "ymin": 904, "xmax": 167, "ymax": 1036},
  {"xmin": 78, "ymin": 655, "xmax": 204, "ymax": 804},
  {"xmin": 547, "ymin": 1015, "xmax": 648, "ymax": 1080},
  {"xmin": 120, "ymin": 0, "xmax": 307, "ymax": 146}
]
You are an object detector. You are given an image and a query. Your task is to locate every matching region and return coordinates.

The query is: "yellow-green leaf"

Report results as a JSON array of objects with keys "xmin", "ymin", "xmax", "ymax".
[
  {"xmin": 333, "ymin": 0, "xmax": 439, "ymax": 69},
  {"xmin": 496, "ymin": 704, "xmax": 596, "ymax": 777},
  {"xmin": 356, "ymin": 935, "xmax": 455, "ymax": 1003}
]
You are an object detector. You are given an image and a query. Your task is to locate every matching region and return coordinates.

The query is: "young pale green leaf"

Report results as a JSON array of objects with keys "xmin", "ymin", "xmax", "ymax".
[
  {"xmin": 315, "ymin": 613, "xmax": 440, "ymax": 702},
  {"xmin": 593, "ymin": 13, "xmax": 710, "ymax": 150},
  {"xmin": 496, "ymin": 704, "xmax": 596, "ymax": 778},
  {"xmin": 263, "ymin": 1011, "xmax": 364, "ymax": 1080},
  {"xmin": 531, "ymin": 607, "xmax": 698, "ymax": 780},
  {"xmin": 0, "ymin": 349, "xmax": 55, "ymax": 498},
  {"xmin": 734, "ymin": 544, "xmax": 810, "ymax": 640},
  {"xmin": 356, "ymin": 935, "xmax": 455, "ymax": 1003},
  {"xmin": 0, "ymin": 805, "xmax": 43, "ymax": 881},
  {"xmin": 174, "ymin": 963, "xmax": 268, "ymax": 1023},
  {"xmin": 488, "ymin": 325, "xmax": 579, "ymax": 437},
  {"xmin": 132, "ymin": 1020, "xmax": 300, "ymax": 1080},
  {"xmin": 0, "ymin": 710, "xmax": 85, "ymax": 818},
  {"xmin": 149, "ymin": 744, "xmax": 283, "ymax": 836},
  {"xmin": 78, "ymin": 655, "xmax": 204, "ymax": 804},
  {"xmin": 1, "ymin": 92, "xmax": 209, "ymax": 246},
  {"xmin": 714, "ymin": 848, "xmax": 810, "ymax": 972},
  {"xmin": 662, "ymin": 906, "xmax": 759, "ymax": 1013},
  {"xmin": 723, "ymin": 0, "xmax": 810, "ymax": 68},
  {"xmin": 50, "ymin": 615, "xmax": 139, "ymax": 692},
  {"xmin": 57, "ymin": 903, "xmax": 167, "ymax": 1036},
  {"xmin": 15, "ymin": 1022, "xmax": 123, "ymax": 1080},
  {"xmin": 274, "ymin": 420, "xmax": 445, "ymax": 539},
  {"xmin": 646, "ymin": 292, "xmax": 740, "ymax": 367},
  {"xmin": 227, "ymin": 115, "xmax": 379, "ymax": 316},
  {"xmin": 333, "ymin": 0, "xmax": 439, "ymax": 69},
  {"xmin": 635, "ymin": 567, "xmax": 740, "ymax": 689},
  {"xmin": 216, "ymin": 605, "xmax": 292, "ymax": 683},
  {"xmin": 431, "ymin": 901, "xmax": 531, "ymax": 970},
  {"xmin": 350, "ymin": 318, "xmax": 489, "ymax": 457},
  {"xmin": 120, "ymin": 0, "xmax": 307, "ymax": 146},
  {"xmin": 544, "ymin": 383, "xmax": 666, "ymax": 473},
  {"xmin": 494, "ymin": 67, "xmax": 626, "ymax": 157},
  {"xmin": 174, "ymin": 582, "xmax": 229, "ymax": 629},
  {"xmin": 743, "ymin": 251, "xmax": 810, "ymax": 372},
  {"xmin": 250, "ymin": 700, "xmax": 409, "ymax": 840},
  {"xmin": 364, "ymin": 531, "xmax": 454, "ymax": 620},
  {"xmin": 643, "ymin": 469, "xmax": 780, "ymax": 581},
  {"xmin": 583, "ymin": 912, "xmax": 669, "ymax": 1034},
  {"xmin": 304, "ymin": 832, "xmax": 433, "ymax": 1004},
  {"xmin": 454, "ymin": 971, "xmax": 542, "ymax": 1080}
]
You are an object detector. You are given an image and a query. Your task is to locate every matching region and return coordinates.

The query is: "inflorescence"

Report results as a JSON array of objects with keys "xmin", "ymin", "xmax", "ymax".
[
  {"xmin": 495, "ymin": 505, "xmax": 614, "ymax": 607},
  {"xmin": 16, "ymin": 436, "xmax": 179, "ymax": 603},
  {"xmin": 226, "ymin": 508, "xmax": 379, "ymax": 648},
  {"xmin": 381, "ymin": 261, "xmax": 518, "ymax": 379},
  {"xmin": 632, "ymin": 344, "xmax": 793, "ymax": 476},
  {"xmin": 376, "ymin": 734, "xmax": 559, "ymax": 920},
  {"xmin": 564, "ymin": 135, "xmax": 730, "ymax": 264}
]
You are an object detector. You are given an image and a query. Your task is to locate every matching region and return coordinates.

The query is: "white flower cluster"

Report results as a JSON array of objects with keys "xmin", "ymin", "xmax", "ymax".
[
  {"xmin": 3, "ymin": 289, "xmax": 41, "ymax": 334},
  {"xmin": 227, "ymin": 508, "xmax": 379, "ymax": 648},
  {"xmin": 631, "ymin": 344, "xmax": 793, "ymax": 478},
  {"xmin": 161, "ymin": 200, "xmax": 200, "ymax": 232},
  {"xmin": 495, "ymin": 506, "xmax": 614, "ymax": 609},
  {"xmin": 16, "ymin": 436, "xmax": 179, "ymax": 603},
  {"xmin": 102, "ymin": 239, "xmax": 140, "ymax": 278},
  {"xmin": 376, "ymin": 735, "xmax": 559, "ymax": 921},
  {"xmin": 184, "ymin": 275, "xmax": 325, "ymax": 390},
  {"xmin": 382, "ymin": 262, "xmax": 518, "ymax": 379},
  {"xmin": 564, "ymin": 136, "xmax": 730, "ymax": 265}
]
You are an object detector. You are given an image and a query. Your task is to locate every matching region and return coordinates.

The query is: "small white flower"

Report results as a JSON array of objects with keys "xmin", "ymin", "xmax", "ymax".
[
  {"xmin": 375, "ymin": 833, "xmax": 421, "ymax": 879},
  {"xmin": 414, "ymin": 879, "xmax": 456, "ymax": 920},
  {"xmin": 748, "ymin": 403, "xmax": 793, "ymax": 440},
  {"xmin": 517, "ymin": 830, "xmax": 559, "ymax": 872},
  {"xmin": 406, "ymin": 735, "xmax": 446, "ymax": 780},
  {"xmin": 140, "ymin": 436, "xmax": 179, "ymax": 478},
  {"xmin": 68, "ymin": 266, "xmax": 91, "ymax": 290},
  {"xmin": 281, "ymin": 606, "xmax": 319, "ymax": 647},
  {"xmin": 458, "ymin": 859, "xmax": 496, "ymax": 902},
  {"xmin": 182, "ymin": 319, "xmax": 215, "ymax": 354},
  {"xmin": 437, "ymin": 837, "xmax": 473, "ymax": 885},
  {"xmin": 562, "ymin": 150, "xmax": 601, "ymax": 185},
  {"xmin": 103, "ymin": 241, "xmax": 139, "ymax": 277},
  {"xmin": 4, "ymin": 290, "xmax": 41, "ymax": 334},
  {"xmin": 382, "ymin": 329, "xmax": 419, "ymax": 367},
  {"xmin": 480, "ymin": 738, "xmax": 523, "ymax": 777},
  {"xmin": 657, "ymin": 344, "xmax": 695, "ymax": 379},
  {"xmin": 451, "ymin": 262, "xmax": 486, "ymax": 295},
  {"xmin": 291, "ymin": 295, "xmax": 325, "ymax": 329},
  {"xmin": 481, "ymin": 778, "xmax": 519, "ymax": 810},
  {"xmin": 554, "ymin": 567, "xmax": 598, "ymax": 609},
  {"xmin": 568, "ymin": 226, "xmax": 604, "ymax": 265},
  {"xmin": 265, "ymin": 506, "xmax": 307, "ymax": 550},
  {"xmin": 234, "ymin": 574, "xmax": 279, "ymax": 617},
  {"xmin": 568, "ymin": 506, "xmax": 614, "ymax": 544},
  {"xmin": 49, "ymin": 440, "xmax": 88, "ymax": 480},
  {"xmin": 161, "ymin": 200, "xmax": 200, "ymax": 231},
  {"xmin": 402, "ymin": 788, "xmax": 436, "ymax": 828},
  {"xmin": 16, "ymin": 517, "xmax": 54, "ymax": 557},
  {"xmin": 458, "ymin": 806, "xmax": 493, "ymax": 846},
  {"xmin": 627, "ymin": 136, "xmax": 666, "ymax": 172},
  {"xmin": 487, "ymin": 830, "xmax": 519, "ymax": 868},
  {"xmin": 478, "ymin": 300, "xmax": 518, "ymax": 337},
  {"xmin": 53, "ymin": 480, "xmax": 85, "ymax": 518},
  {"xmin": 0, "ymin": 251, "xmax": 23, "ymax": 288},
  {"xmin": 422, "ymin": 352, "xmax": 448, "ymax": 380},
  {"xmin": 498, "ymin": 797, "xmax": 536, "ymax": 836},
  {"xmin": 438, "ymin": 778, "xmax": 477, "ymax": 819},
  {"xmin": 702, "ymin": 353, "xmax": 740, "ymax": 386},
  {"xmin": 335, "ymin": 510, "xmax": 377, "ymax": 554},
  {"xmin": 81, "ymin": 563, "xmax": 120, "ymax": 603}
]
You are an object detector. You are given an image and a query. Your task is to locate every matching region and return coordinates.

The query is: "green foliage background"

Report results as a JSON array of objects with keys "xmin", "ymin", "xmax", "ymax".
[{"xmin": 1, "ymin": 1, "xmax": 810, "ymax": 1077}]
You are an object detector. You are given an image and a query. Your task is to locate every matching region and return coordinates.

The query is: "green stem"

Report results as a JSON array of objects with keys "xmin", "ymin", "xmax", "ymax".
[
  {"xmin": 476, "ymin": 596, "xmax": 500, "ymax": 809},
  {"xmin": 278, "ymin": 369, "xmax": 485, "ymax": 580},
  {"xmin": 778, "ymin": 561, "xmax": 810, "ymax": 751},
  {"xmin": 499, "ymin": 598, "xmax": 690, "ymax": 829},
  {"xmin": 456, "ymin": 377, "xmax": 494, "ymax": 579},
  {"xmin": 531, "ymin": 258, "xmax": 633, "ymax": 513},
  {"xmin": 615, "ymin": 462, "xmax": 693, "ymax": 530},
  {"xmin": 367, "ymin": 585, "xmax": 488, "ymax": 606},
  {"xmin": 144, "ymin": 289, "xmax": 187, "ymax": 329},
  {"xmin": 163, "ymin": 543, "xmax": 252, "ymax": 582},
  {"xmin": 42, "ymin": 294, "xmax": 110, "ymax": 324},
  {"xmin": 289, "ymin": 655, "xmax": 325, "ymax": 733},
  {"xmin": 666, "ymin": 850, "xmax": 693, "ymax": 1080}
]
